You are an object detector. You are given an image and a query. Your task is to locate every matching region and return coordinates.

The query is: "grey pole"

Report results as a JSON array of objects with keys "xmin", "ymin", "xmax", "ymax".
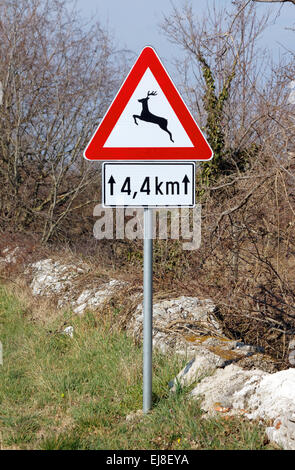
[{"xmin": 143, "ymin": 206, "xmax": 153, "ymax": 413}]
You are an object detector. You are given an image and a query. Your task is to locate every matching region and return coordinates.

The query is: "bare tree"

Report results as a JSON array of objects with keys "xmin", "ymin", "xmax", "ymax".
[
  {"xmin": 252, "ymin": 0, "xmax": 295, "ymax": 4},
  {"xmin": 161, "ymin": 1, "xmax": 273, "ymax": 184},
  {"xmin": 0, "ymin": 0, "xmax": 128, "ymax": 242}
]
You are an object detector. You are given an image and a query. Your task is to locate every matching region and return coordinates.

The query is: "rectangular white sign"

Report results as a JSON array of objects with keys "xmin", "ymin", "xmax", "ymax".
[{"xmin": 102, "ymin": 162, "xmax": 195, "ymax": 208}]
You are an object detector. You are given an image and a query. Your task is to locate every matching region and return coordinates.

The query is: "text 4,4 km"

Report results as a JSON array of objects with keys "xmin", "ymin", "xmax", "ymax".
[
  {"xmin": 109, "ymin": 175, "xmax": 190, "ymax": 197},
  {"xmin": 103, "ymin": 162, "xmax": 195, "ymax": 208}
]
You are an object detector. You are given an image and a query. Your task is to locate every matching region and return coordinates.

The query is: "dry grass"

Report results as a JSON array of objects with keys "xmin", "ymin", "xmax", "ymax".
[{"xmin": 0, "ymin": 283, "xmax": 275, "ymax": 450}]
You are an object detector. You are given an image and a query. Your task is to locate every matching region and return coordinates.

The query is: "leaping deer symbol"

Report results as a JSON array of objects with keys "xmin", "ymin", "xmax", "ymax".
[{"xmin": 133, "ymin": 91, "xmax": 174, "ymax": 143}]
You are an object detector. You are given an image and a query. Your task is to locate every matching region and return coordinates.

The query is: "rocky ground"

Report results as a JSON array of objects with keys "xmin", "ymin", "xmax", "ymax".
[{"xmin": 1, "ymin": 245, "xmax": 295, "ymax": 450}]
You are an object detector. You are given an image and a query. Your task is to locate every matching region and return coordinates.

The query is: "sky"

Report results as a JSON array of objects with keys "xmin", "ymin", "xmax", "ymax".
[{"xmin": 75, "ymin": 0, "xmax": 295, "ymax": 72}]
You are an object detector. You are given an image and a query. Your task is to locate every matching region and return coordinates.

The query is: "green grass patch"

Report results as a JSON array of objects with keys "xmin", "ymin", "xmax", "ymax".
[{"xmin": 0, "ymin": 285, "xmax": 274, "ymax": 450}]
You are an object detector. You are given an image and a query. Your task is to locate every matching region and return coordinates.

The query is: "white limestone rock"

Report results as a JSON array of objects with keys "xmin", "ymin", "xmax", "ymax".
[
  {"xmin": 0, "ymin": 246, "xmax": 20, "ymax": 264},
  {"xmin": 128, "ymin": 296, "xmax": 220, "ymax": 357},
  {"xmin": 168, "ymin": 340, "xmax": 265, "ymax": 391},
  {"xmin": 190, "ymin": 364, "xmax": 295, "ymax": 450},
  {"xmin": 190, "ymin": 364, "xmax": 267, "ymax": 412},
  {"xmin": 72, "ymin": 280, "xmax": 126, "ymax": 315},
  {"xmin": 29, "ymin": 259, "xmax": 85, "ymax": 296}
]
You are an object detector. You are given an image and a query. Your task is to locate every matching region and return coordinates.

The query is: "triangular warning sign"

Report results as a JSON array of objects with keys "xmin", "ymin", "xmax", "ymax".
[{"xmin": 84, "ymin": 46, "xmax": 213, "ymax": 161}]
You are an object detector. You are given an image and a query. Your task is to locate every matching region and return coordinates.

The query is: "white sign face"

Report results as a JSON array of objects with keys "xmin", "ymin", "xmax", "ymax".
[
  {"xmin": 103, "ymin": 162, "xmax": 195, "ymax": 208},
  {"xmin": 104, "ymin": 69, "xmax": 194, "ymax": 149}
]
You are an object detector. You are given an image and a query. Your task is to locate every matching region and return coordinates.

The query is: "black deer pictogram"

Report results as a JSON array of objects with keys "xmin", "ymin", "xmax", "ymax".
[{"xmin": 133, "ymin": 91, "xmax": 174, "ymax": 142}]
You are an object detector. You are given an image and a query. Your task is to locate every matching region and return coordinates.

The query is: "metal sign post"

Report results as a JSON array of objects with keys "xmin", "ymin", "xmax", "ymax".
[
  {"xmin": 84, "ymin": 45, "xmax": 213, "ymax": 415},
  {"xmin": 143, "ymin": 207, "xmax": 153, "ymax": 413}
]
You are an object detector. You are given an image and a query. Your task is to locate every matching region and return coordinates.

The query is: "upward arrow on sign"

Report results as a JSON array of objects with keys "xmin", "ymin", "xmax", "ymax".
[
  {"xmin": 84, "ymin": 46, "xmax": 213, "ymax": 161},
  {"xmin": 182, "ymin": 174, "xmax": 190, "ymax": 194}
]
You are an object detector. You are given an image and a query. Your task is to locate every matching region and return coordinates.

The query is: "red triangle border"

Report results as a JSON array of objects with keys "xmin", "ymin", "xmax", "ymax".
[{"xmin": 84, "ymin": 46, "xmax": 213, "ymax": 161}]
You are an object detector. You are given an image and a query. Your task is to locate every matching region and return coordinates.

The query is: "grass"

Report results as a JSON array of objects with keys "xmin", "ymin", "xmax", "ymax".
[{"xmin": 0, "ymin": 284, "xmax": 274, "ymax": 450}]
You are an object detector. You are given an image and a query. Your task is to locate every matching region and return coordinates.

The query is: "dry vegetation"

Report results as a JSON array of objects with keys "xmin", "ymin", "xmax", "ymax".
[
  {"xmin": 1, "ymin": 0, "xmax": 295, "ymax": 368},
  {"xmin": 0, "ymin": 0, "xmax": 130, "ymax": 243}
]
